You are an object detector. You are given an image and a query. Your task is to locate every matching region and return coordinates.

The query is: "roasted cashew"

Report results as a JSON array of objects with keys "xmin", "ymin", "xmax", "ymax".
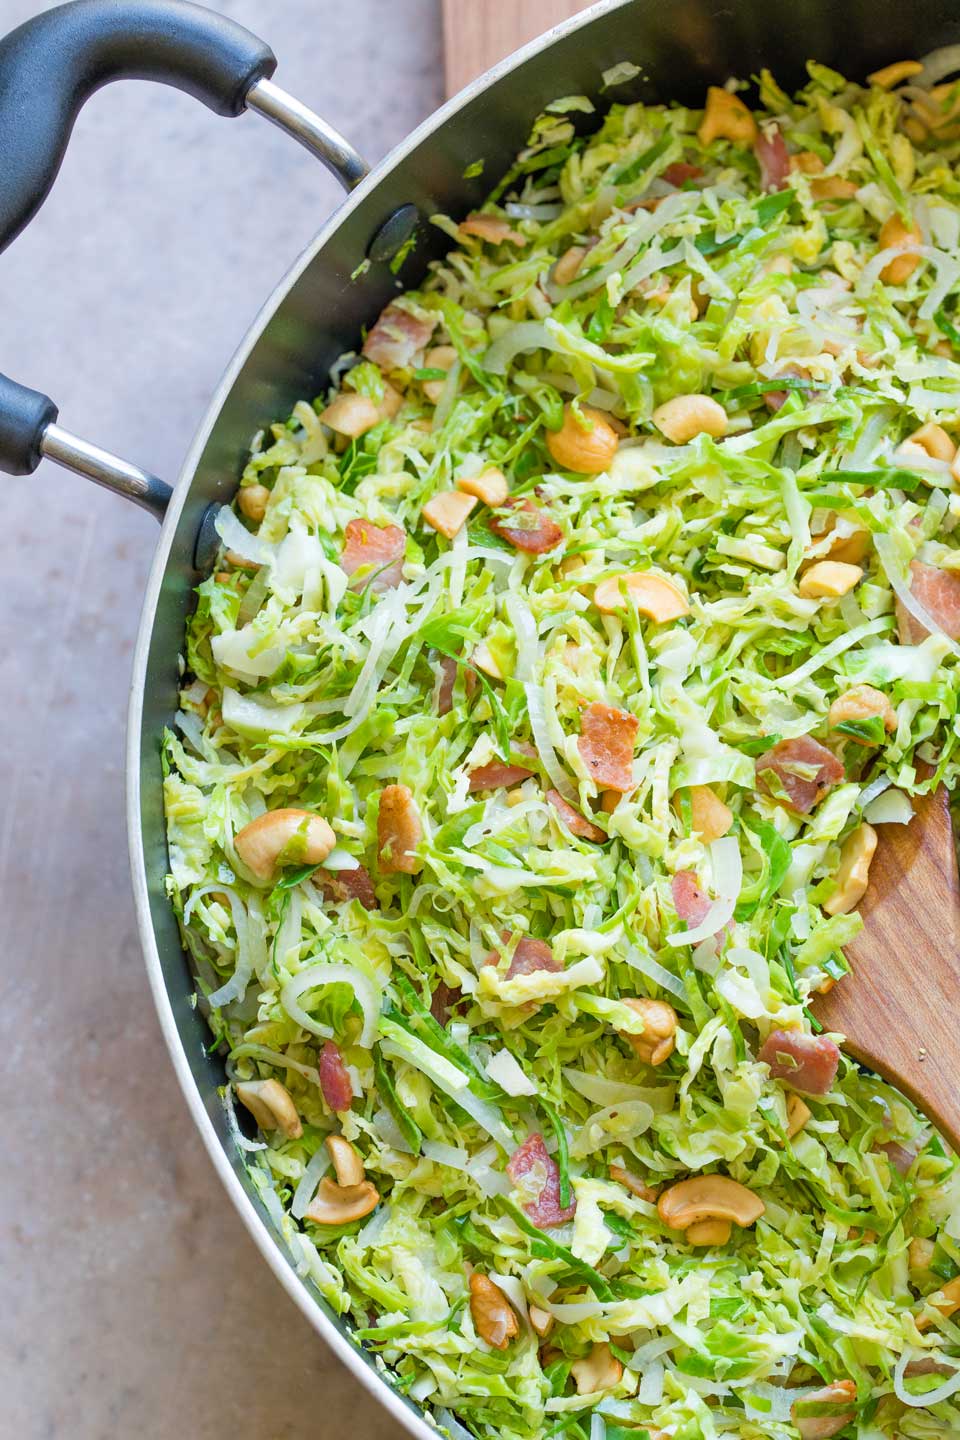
[
  {"xmin": 658, "ymin": 1174, "xmax": 764, "ymax": 1230},
  {"xmin": 235, "ymin": 1078, "xmax": 302, "ymax": 1139},
  {"xmin": 234, "ymin": 809, "xmax": 336, "ymax": 881}
]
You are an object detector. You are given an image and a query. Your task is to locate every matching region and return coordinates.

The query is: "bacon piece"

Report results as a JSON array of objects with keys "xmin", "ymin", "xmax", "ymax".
[
  {"xmin": 754, "ymin": 126, "xmax": 791, "ymax": 191},
  {"xmin": 577, "ymin": 702, "xmax": 639, "ymax": 792},
  {"xmin": 764, "ymin": 365, "xmax": 807, "ymax": 413},
  {"xmin": 755, "ymin": 735, "xmax": 844, "ymax": 813},
  {"xmin": 546, "ymin": 788, "xmax": 605, "ymax": 842},
  {"xmin": 377, "ymin": 784, "xmax": 423, "ymax": 874},
  {"xmin": 759, "ymin": 1028, "xmax": 840, "ymax": 1095},
  {"xmin": 485, "ymin": 933, "xmax": 561, "ymax": 980},
  {"xmin": 877, "ymin": 1140, "xmax": 917, "ymax": 1175},
  {"xmin": 340, "ymin": 519, "xmax": 406, "ymax": 592},
  {"xmin": 790, "ymin": 1380, "xmax": 856, "ymax": 1440},
  {"xmin": 362, "ymin": 302, "xmax": 436, "ymax": 371},
  {"xmin": 429, "ymin": 981, "xmax": 461, "ymax": 1026},
  {"xmin": 315, "ymin": 863, "xmax": 378, "ymax": 910},
  {"xmin": 459, "ymin": 213, "xmax": 526, "ymax": 246},
  {"xmin": 662, "ymin": 161, "xmax": 703, "ymax": 187},
  {"xmin": 896, "ymin": 560, "xmax": 960, "ymax": 643},
  {"xmin": 468, "ymin": 760, "xmax": 535, "ymax": 791},
  {"xmin": 437, "ymin": 656, "xmax": 457, "ymax": 715},
  {"xmin": 318, "ymin": 1040, "xmax": 354, "ymax": 1112},
  {"xmin": 671, "ymin": 869, "xmax": 711, "ymax": 927},
  {"xmin": 507, "ymin": 1133, "xmax": 576, "ymax": 1227},
  {"xmin": 490, "ymin": 498, "xmax": 563, "ymax": 554}
]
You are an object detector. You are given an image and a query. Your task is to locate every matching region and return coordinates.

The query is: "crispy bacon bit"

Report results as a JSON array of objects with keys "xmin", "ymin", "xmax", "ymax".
[
  {"xmin": 671, "ymin": 869, "xmax": 711, "ymax": 927},
  {"xmin": 662, "ymin": 160, "xmax": 703, "ymax": 187},
  {"xmin": 430, "ymin": 981, "xmax": 461, "ymax": 1026},
  {"xmin": 755, "ymin": 735, "xmax": 844, "ymax": 813},
  {"xmin": 362, "ymin": 303, "xmax": 437, "ymax": 371},
  {"xmin": 468, "ymin": 760, "xmax": 535, "ymax": 791},
  {"xmin": 318, "ymin": 1040, "xmax": 354, "ymax": 1112},
  {"xmin": 759, "ymin": 1029, "xmax": 840, "ymax": 1095},
  {"xmin": 577, "ymin": 702, "xmax": 639, "ymax": 792},
  {"xmin": 877, "ymin": 1140, "xmax": 917, "ymax": 1175},
  {"xmin": 790, "ymin": 1379, "xmax": 856, "ymax": 1440},
  {"xmin": 340, "ymin": 519, "xmax": 406, "ymax": 592},
  {"xmin": 459, "ymin": 213, "xmax": 526, "ymax": 246},
  {"xmin": 377, "ymin": 784, "xmax": 423, "ymax": 874},
  {"xmin": 754, "ymin": 125, "xmax": 791, "ymax": 191},
  {"xmin": 609, "ymin": 1164, "xmax": 658, "ymax": 1203},
  {"xmin": 490, "ymin": 498, "xmax": 563, "ymax": 554},
  {"xmin": 315, "ymin": 863, "xmax": 378, "ymax": 910},
  {"xmin": 546, "ymin": 788, "xmax": 606, "ymax": 842},
  {"xmin": 485, "ymin": 933, "xmax": 561, "ymax": 980},
  {"xmin": 507, "ymin": 1133, "xmax": 576, "ymax": 1227},
  {"xmin": 897, "ymin": 560, "xmax": 960, "ymax": 643},
  {"xmin": 437, "ymin": 656, "xmax": 458, "ymax": 715}
]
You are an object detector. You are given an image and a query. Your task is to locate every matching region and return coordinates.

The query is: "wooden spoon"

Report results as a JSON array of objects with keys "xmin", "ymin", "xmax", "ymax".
[
  {"xmin": 443, "ymin": 0, "xmax": 960, "ymax": 1152},
  {"xmin": 814, "ymin": 787, "xmax": 960, "ymax": 1151}
]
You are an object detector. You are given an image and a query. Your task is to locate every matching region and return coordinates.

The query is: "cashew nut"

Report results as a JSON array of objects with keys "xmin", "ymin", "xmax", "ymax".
[
  {"xmin": 791, "ymin": 1380, "xmax": 857, "ymax": 1439},
  {"xmin": 658, "ymin": 1175, "xmax": 765, "ymax": 1230},
  {"xmin": 917, "ymin": 1275, "xmax": 960, "ymax": 1330},
  {"xmin": 869, "ymin": 60, "xmax": 923, "ymax": 89},
  {"xmin": 823, "ymin": 822, "xmax": 877, "ymax": 916},
  {"xmin": 593, "ymin": 570, "xmax": 689, "ymax": 621},
  {"xmin": 878, "ymin": 213, "xmax": 923, "ymax": 286},
  {"xmin": 688, "ymin": 785, "xmax": 733, "ymax": 843},
  {"xmin": 326, "ymin": 1134, "xmax": 365, "ymax": 1187},
  {"xmin": 234, "ymin": 808, "xmax": 336, "ymax": 882},
  {"xmin": 421, "ymin": 345, "xmax": 458, "ymax": 404},
  {"xmin": 237, "ymin": 484, "xmax": 270, "ymax": 523},
  {"xmin": 791, "ymin": 151, "xmax": 824, "ymax": 175},
  {"xmin": 798, "ymin": 560, "xmax": 863, "ymax": 599},
  {"xmin": 786, "ymin": 1093, "xmax": 812, "ymax": 1139},
  {"xmin": 303, "ymin": 1177, "xmax": 380, "ymax": 1226},
  {"xmin": 570, "ymin": 1342, "xmax": 623, "ymax": 1395},
  {"xmin": 811, "ymin": 177, "xmax": 859, "ymax": 202},
  {"xmin": 469, "ymin": 1273, "xmax": 519, "ymax": 1349},
  {"xmin": 685, "ymin": 1217, "xmax": 732, "ymax": 1246},
  {"xmin": 909, "ymin": 1236, "xmax": 936, "ymax": 1272},
  {"xmin": 811, "ymin": 513, "xmax": 871, "ymax": 566},
  {"xmin": 609, "ymin": 1164, "xmax": 658, "ymax": 1203},
  {"xmin": 457, "ymin": 466, "xmax": 509, "ymax": 506},
  {"xmin": 621, "ymin": 998, "xmax": 678, "ymax": 1066},
  {"xmin": 235, "ymin": 1078, "xmax": 303, "ymax": 1139},
  {"xmin": 546, "ymin": 404, "xmax": 619, "ymax": 474},
  {"xmin": 652, "ymin": 393, "xmax": 727, "ymax": 444},
  {"xmin": 422, "ymin": 489, "xmax": 477, "ymax": 539},
  {"xmin": 320, "ymin": 393, "xmax": 388, "ymax": 438},
  {"xmin": 459, "ymin": 213, "xmax": 525, "ymax": 246},
  {"xmin": 528, "ymin": 1304, "xmax": 555, "ymax": 1339},
  {"xmin": 553, "ymin": 245, "xmax": 587, "ymax": 287},
  {"xmin": 828, "ymin": 684, "xmax": 897, "ymax": 742},
  {"xmin": 906, "ymin": 421, "xmax": 956, "ymax": 462},
  {"xmin": 698, "ymin": 87, "xmax": 758, "ymax": 146},
  {"xmin": 377, "ymin": 783, "xmax": 423, "ymax": 875}
]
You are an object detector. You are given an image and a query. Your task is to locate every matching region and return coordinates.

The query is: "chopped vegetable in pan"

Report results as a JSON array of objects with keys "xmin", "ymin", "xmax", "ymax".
[{"xmin": 165, "ymin": 56, "xmax": 960, "ymax": 1440}]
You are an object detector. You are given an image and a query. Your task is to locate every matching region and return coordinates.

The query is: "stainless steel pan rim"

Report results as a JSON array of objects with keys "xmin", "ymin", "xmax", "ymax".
[{"xmin": 125, "ymin": 3, "xmax": 620, "ymax": 1430}]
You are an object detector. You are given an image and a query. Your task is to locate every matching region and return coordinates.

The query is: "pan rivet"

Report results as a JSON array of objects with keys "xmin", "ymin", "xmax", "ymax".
[{"xmin": 367, "ymin": 203, "xmax": 419, "ymax": 264}]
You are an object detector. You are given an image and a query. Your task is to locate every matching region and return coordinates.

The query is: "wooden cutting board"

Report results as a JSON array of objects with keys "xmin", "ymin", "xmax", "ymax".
[{"xmin": 442, "ymin": 0, "xmax": 595, "ymax": 97}]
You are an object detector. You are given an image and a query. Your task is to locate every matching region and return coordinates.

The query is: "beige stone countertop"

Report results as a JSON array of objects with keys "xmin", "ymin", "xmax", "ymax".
[{"xmin": 0, "ymin": 3, "xmax": 441, "ymax": 1434}]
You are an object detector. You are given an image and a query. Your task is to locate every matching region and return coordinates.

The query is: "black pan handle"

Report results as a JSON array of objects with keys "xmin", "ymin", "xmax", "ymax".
[{"xmin": 0, "ymin": 0, "xmax": 368, "ymax": 515}]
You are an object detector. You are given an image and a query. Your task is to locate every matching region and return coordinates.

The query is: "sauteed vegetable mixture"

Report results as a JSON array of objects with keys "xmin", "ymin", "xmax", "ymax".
[{"xmin": 164, "ymin": 57, "xmax": 960, "ymax": 1440}]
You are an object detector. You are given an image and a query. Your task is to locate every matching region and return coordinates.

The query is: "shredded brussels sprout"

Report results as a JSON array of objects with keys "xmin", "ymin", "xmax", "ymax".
[{"xmin": 165, "ymin": 58, "xmax": 960, "ymax": 1440}]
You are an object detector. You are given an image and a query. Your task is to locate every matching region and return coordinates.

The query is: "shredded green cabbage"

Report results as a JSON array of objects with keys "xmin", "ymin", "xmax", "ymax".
[{"xmin": 164, "ymin": 58, "xmax": 960, "ymax": 1440}]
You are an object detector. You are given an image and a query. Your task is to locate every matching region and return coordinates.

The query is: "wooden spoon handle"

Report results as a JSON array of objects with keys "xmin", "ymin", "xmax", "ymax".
[
  {"xmin": 442, "ymin": 0, "xmax": 592, "ymax": 95},
  {"xmin": 814, "ymin": 786, "xmax": 960, "ymax": 1153}
]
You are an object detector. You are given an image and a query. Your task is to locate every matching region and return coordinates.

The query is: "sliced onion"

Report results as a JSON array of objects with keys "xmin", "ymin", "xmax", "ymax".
[
  {"xmin": 214, "ymin": 505, "xmax": 275, "ymax": 566},
  {"xmin": 506, "ymin": 593, "xmax": 538, "ymax": 682},
  {"xmin": 229, "ymin": 1042, "xmax": 320, "ymax": 1086},
  {"xmin": 485, "ymin": 1048, "xmax": 538, "ymax": 1096},
  {"xmin": 206, "ymin": 890, "xmax": 257, "ymax": 1008},
  {"xmin": 864, "ymin": 788, "xmax": 913, "ymax": 825},
  {"xmin": 280, "ymin": 963, "xmax": 381, "ymax": 1048},
  {"xmin": 422, "ymin": 1140, "xmax": 470, "ymax": 1169},
  {"xmin": 622, "ymin": 946, "xmax": 687, "ymax": 1000},
  {"xmin": 562, "ymin": 1068, "xmax": 675, "ymax": 1111},
  {"xmin": 894, "ymin": 1348, "xmax": 960, "ymax": 1407},
  {"xmin": 666, "ymin": 836, "xmax": 742, "ymax": 947},
  {"xmin": 636, "ymin": 1362, "xmax": 664, "ymax": 1406},
  {"xmin": 291, "ymin": 1144, "xmax": 332, "ymax": 1219},
  {"xmin": 874, "ymin": 532, "xmax": 960, "ymax": 658},
  {"xmin": 918, "ymin": 44, "xmax": 960, "ymax": 86},
  {"xmin": 525, "ymin": 681, "xmax": 578, "ymax": 801},
  {"xmin": 322, "ymin": 848, "xmax": 360, "ymax": 872}
]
